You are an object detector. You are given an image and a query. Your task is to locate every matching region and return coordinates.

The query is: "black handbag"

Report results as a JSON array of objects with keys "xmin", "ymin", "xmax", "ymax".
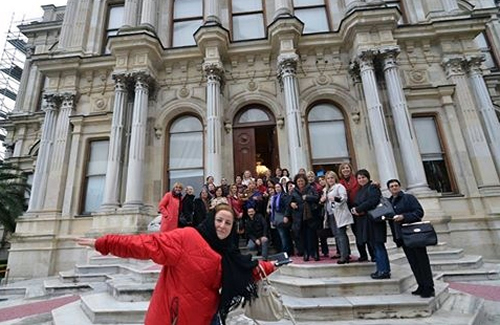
[
  {"xmin": 367, "ymin": 197, "xmax": 395, "ymax": 222},
  {"xmin": 401, "ymin": 221, "xmax": 438, "ymax": 248}
]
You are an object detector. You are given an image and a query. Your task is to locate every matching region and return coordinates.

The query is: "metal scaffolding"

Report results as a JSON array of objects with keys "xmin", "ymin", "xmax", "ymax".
[{"xmin": 0, "ymin": 14, "xmax": 28, "ymax": 161}]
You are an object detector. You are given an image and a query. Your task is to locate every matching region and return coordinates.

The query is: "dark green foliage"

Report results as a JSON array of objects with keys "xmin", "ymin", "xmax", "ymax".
[{"xmin": 0, "ymin": 163, "xmax": 30, "ymax": 243}]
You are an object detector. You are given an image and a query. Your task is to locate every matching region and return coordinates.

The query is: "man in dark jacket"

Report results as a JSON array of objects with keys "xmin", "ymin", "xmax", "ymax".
[
  {"xmin": 179, "ymin": 186, "xmax": 195, "ymax": 227},
  {"xmin": 387, "ymin": 179, "xmax": 434, "ymax": 298},
  {"xmin": 245, "ymin": 207, "xmax": 269, "ymax": 260}
]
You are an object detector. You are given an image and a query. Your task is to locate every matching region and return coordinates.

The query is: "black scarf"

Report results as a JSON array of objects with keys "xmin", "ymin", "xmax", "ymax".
[{"xmin": 197, "ymin": 215, "xmax": 258, "ymax": 324}]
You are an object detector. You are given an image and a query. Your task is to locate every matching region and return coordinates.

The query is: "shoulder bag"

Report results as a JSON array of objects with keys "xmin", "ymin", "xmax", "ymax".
[
  {"xmin": 401, "ymin": 221, "xmax": 438, "ymax": 248},
  {"xmin": 367, "ymin": 197, "xmax": 395, "ymax": 222},
  {"xmin": 244, "ymin": 264, "xmax": 297, "ymax": 324}
]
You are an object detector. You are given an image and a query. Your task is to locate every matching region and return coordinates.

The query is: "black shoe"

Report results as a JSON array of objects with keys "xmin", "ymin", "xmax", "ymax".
[
  {"xmin": 314, "ymin": 256, "xmax": 320, "ymax": 261},
  {"xmin": 420, "ymin": 289, "xmax": 435, "ymax": 298},
  {"xmin": 370, "ymin": 258, "xmax": 376, "ymax": 262},
  {"xmin": 371, "ymin": 272, "xmax": 391, "ymax": 279},
  {"xmin": 337, "ymin": 259, "xmax": 348, "ymax": 264},
  {"xmin": 303, "ymin": 255, "xmax": 310, "ymax": 262},
  {"xmin": 323, "ymin": 253, "xmax": 330, "ymax": 258},
  {"xmin": 411, "ymin": 287, "xmax": 422, "ymax": 295},
  {"xmin": 358, "ymin": 256, "xmax": 368, "ymax": 262}
]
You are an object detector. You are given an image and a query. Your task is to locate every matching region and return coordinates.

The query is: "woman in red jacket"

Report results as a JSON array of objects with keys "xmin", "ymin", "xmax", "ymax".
[
  {"xmin": 158, "ymin": 182, "xmax": 183, "ymax": 232},
  {"xmin": 76, "ymin": 204, "xmax": 275, "ymax": 325}
]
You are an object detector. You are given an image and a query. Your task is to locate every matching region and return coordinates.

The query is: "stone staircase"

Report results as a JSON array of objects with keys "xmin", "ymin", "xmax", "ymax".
[
  {"xmin": 1, "ymin": 240, "xmax": 497, "ymax": 324},
  {"xmin": 40, "ymin": 241, "xmax": 498, "ymax": 324}
]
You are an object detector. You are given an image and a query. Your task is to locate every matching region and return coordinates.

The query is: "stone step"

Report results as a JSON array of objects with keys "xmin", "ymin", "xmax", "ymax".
[
  {"xmin": 80, "ymin": 292, "xmax": 148, "ymax": 324},
  {"xmin": 271, "ymin": 266, "xmax": 415, "ymax": 297},
  {"xmin": 430, "ymin": 255, "xmax": 483, "ymax": 271},
  {"xmin": 52, "ymin": 300, "xmax": 143, "ymax": 325},
  {"xmin": 279, "ymin": 261, "xmax": 376, "ymax": 278},
  {"xmin": 438, "ymin": 268, "xmax": 500, "ymax": 282},
  {"xmin": 428, "ymin": 248, "xmax": 464, "ymax": 260},
  {"xmin": 44, "ymin": 279, "xmax": 93, "ymax": 295},
  {"xmin": 59, "ymin": 270, "xmax": 109, "ymax": 283},
  {"xmin": 105, "ymin": 275, "xmax": 155, "ymax": 302},
  {"xmin": 75, "ymin": 263, "xmax": 160, "ymax": 283},
  {"xmin": 280, "ymin": 282, "xmax": 450, "ymax": 322}
]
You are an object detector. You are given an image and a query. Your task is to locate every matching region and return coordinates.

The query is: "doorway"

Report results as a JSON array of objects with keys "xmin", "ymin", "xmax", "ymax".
[{"xmin": 233, "ymin": 106, "xmax": 279, "ymax": 178}]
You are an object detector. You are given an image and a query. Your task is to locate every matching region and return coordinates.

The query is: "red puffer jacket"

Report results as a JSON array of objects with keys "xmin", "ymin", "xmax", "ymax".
[
  {"xmin": 158, "ymin": 191, "xmax": 181, "ymax": 232},
  {"xmin": 95, "ymin": 228, "xmax": 275, "ymax": 325}
]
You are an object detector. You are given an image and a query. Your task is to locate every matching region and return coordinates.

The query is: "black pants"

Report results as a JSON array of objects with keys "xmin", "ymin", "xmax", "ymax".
[{"xmin": 403, "ymin": 245, "xmax": 434, "ymax": 291}]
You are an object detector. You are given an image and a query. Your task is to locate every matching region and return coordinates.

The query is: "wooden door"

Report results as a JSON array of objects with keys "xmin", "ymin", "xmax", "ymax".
[{"xmin": 233, "ymin": 128, "xmax": 256, "ymax": 177}]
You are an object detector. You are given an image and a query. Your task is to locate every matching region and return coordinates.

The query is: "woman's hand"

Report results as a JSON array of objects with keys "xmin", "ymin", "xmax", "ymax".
[
  {"xmin": 75, "ymin": 237, "xmax": 96, "ymax": 249},
  {"xmin": 290, "ymin": 202, "xmax": 298, "ymax": 210}
]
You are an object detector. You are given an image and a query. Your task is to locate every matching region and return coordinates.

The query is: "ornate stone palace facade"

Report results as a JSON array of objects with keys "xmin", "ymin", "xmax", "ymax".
[{"xmin": 1, "ymin": 0, "xmax": 500, "ymax": 279}]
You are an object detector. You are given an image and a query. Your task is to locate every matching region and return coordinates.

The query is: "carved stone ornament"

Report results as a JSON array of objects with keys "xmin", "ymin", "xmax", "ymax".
[
  {"xmin": 154, "ymin": 127, "xmax": 163, "ymax": 139},
  {"xmin": 407, "ymin": 70, "xmax": 428, "ymax": 84},
  {"xmin": 94, "ymin": 97, "xmax": 108, "ymax": 111},
  {"xmin": 315, "ymin": 74, "xmax": 329, "ymax": 85},
  {"xmin": 224, "ymin": 122, "xmax": 232, "ymax": 133},
  {"xmin": 351, "ymin": 111, "xmax": 361, "ymax": 124},
  {"xmin": 178, "ymin": 87, "xmax": 190, "ymax": 99},
  {"xmin": 247, "ymin": 81, "xmax": 258, "ymax": 91}
]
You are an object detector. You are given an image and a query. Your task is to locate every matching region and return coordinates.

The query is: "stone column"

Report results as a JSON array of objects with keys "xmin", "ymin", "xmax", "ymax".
[
  {"xmin": 442, "ymin": 57, "xmax": 500, "ymax": 186},
  {"xmin": 358, "ymin": 50, "xmax": 398, "ymax": 186},
  {"xmin": 204, "ymin": 64, "xmax": 224, "ymax": 183},
  {"xmin": 274, "ymin": 0, "xmax": 292, "ymax": 19},
  {"xmin": 467, "ymin": 57, "xmax": 500, "ymax": 172},
  {"xmin": 101, "ymin": 75, "xmax": 129, "ymax": 211},
  {"xmin": 205, "ymin": 0, "xmax": 221, "ymax": 23},
  {"xmin": 381, "ymin": 48, "xmax": 429, "ymax": 192},
  {"xmin": 123, "ymin": 74, "xmax": 150, "ymax": 208},
  {"xmin": 58, "ymin": 0, "xmax": 78, "ymax": 49},
  {"xmin": 123, "ymin": 0, "xmax": 140, "ymax": 28},
  {"xmin": 140, "ymin": 0, "xmax": 157, "ymax": 30},
  {"xmin": 27, "ymin": 95, "xmax": 59, "ymax": 212},
  {"xmin": 278, "ymin": 56, "xmax": 308, "ymax": 174},
  {"xmin": 13, "ymin": 50, "xmax": 32, "ymax": 112},
  {"xmin": 69, "ymin": 0, "xmax": 92, "ymax": 50},
  {"xmin": 44, "ymin": 93, "xmax": 77, "ymax": 210}
]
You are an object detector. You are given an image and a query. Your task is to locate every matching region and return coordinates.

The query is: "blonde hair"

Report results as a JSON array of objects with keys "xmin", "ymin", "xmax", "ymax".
[
  {"xmin": 338, "ymin": 163, "xmax": 354, "ymax": 177},
  {"xmin": 172, "ymin": 182, "xmax": 184, "ymax": 190}
]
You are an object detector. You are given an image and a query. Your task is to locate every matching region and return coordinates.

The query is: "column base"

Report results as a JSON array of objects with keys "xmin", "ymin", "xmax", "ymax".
[{"xmin": 89, "ymin": 209, "xmax": 155, "ymax": 236}]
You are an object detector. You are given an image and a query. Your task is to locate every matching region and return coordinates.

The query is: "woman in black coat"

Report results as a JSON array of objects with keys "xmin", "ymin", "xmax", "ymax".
[
  {"xmin": 351, "ymin": 169, "xmax": 390, "ymax": 279},
  {"xmin": 193, "ymin": 188, "xmax": 211, "ymax": 227},
  {"xmin": 286, "ymin": 173, "xmax": 320, "ymax": 261},
  {"xmin": 387, "ymin": 179, "xmax": 434, "ymax": 298}
]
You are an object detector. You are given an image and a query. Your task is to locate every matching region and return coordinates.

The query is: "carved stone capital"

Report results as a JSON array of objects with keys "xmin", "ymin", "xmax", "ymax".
[
  {"xmin": 203, "ymin": 63, "xmax": 225, "ymax": 91},
  {"xmin": 60, "ymin": 92, "xmax": 78, "ymax": 111},
  {"xmin": 466, "ymin": 56, "xmax": 485, "ymax": 76},
  {"xmin": 277, "ymin": 57, "xmax": 298, "ymax": 88},
  {"xmin": 348, "ymin": 61, "xmax": 361, "ymax": 83},
  {"xmin": 42, "ymin": 93, "xmax": 61, "ymax": 112},
  {"xmin": 442, "ymin": 57, "xmax": 466, "ymax": 78},
  {"xmin": 358, "ymin": 50, "xmax": 377, "ymax": 72},
  {"xmin": 380, "ymin": 47, "xmax": 400, "ymax": 70}
]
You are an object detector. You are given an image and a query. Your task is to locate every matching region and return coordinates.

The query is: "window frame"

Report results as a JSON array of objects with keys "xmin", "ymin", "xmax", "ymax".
[
  {"xmin": 79, "ymin": 138, "xmax": 109, "ymax": 216},
  {"xmin": 165, "ymin": 114, "xmax": 205, "ymax": 194},
  {"xmin": 412, "ymin": 113, "xmax": 458, "ymax": 195},
  {"xmin": 171, "ymin": 0, "xmax": 204, "ymax": 47},
  {"xmin": 230, "ymin": 0, "xmax": 267, "ymax": 42},
  {"xmin": 306, "ymin": 101, "xmax": 355, "ymax": 174},
  {"xmin": 102, "ymin": 2, "xmax": 125, "ymax": 54},
  {"xmin": 292, "ymin": 0, "xmax": 331, "ymax": 34}
]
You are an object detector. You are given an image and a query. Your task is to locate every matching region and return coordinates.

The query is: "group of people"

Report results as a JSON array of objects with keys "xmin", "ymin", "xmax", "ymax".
[
  {"xmin": 75, "ymin": 164, "xmax": 435, "ymax": 324},
  {"xmin": 157, "ymin": 164, "xmax": 434, "ymax": 298}
]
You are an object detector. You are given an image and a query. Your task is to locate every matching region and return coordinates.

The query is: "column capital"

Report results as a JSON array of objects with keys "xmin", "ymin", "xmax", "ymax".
[
  {"xmin": 204, "ymin": 63, "xmax": 225, "ymax": 88},
  {"xmin": 60, "ymin": 92, "xmax": 78, "ymax": 111},
  {"xmin": 42, "ymin": 93, "xmax": 61, "ymax": 112},
  {"xmin": 358, "ymin": 50, "xmax": 377, "ymax": 72},
  {"xmin": 277, "ymin": 56, "xmax": 298, "ymax": 88},
  {"xmin": 442, "ymin": 56, "xmax": 466, "ymax": 78},
  {"xmin": 380, "ymin": 47, "xmax": 400, "ymax": 70},
  {"xmin": 466, "ymin": 56, "xmax": 485, "ymax": 75},
  {"xmin": 348, "ymin": 61, "xmax": 362, "ymax": 84}
]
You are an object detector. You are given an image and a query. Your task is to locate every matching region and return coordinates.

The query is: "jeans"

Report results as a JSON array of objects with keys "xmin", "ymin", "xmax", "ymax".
[
  {"xmin": 247, "ymin": 237, "xmax": 269, "ymax": 259},
  {"xmin": 372, "ymin": 242, "xmax": 390, "ymax": 274},
  {"xmin": 328, "ymin": 213, "xmax": 350, "ymax": 259},
  {"xmin": 277, "ymin": 226, "xmax": 292, "ymax": 255}
]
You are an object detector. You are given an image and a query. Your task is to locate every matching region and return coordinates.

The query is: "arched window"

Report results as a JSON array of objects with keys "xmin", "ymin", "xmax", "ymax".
[
  {"xmin": 307, "ymin": 103, "xmax": 350, "ymax": 173},
  {"xmin": 168, "ymin": 115, "xmax": 204, "ymax": 192}
]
